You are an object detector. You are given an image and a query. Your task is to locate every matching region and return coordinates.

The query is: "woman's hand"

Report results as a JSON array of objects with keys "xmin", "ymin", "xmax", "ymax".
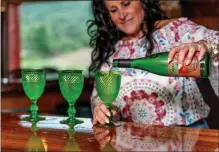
[
  {"xmin": 92, "ymin": 102, "xmax": 117, "ymax": 125},
  {"xmin": 168, "ymin": 40, "xmax": 208, "ymax": 69}
]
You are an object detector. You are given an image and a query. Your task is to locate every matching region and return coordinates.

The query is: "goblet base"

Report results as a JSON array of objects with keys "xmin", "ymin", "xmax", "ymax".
[
  {"xmin": 21, "ymin": 115, "xmax": 46, "ymax": 123},
  {"xmin": 60, "ymin": 118, "xmax": 84, "ymax": 126},
  {"xmin": 94, "ymin": 121, "xmax": 121, "ymax": 128}
]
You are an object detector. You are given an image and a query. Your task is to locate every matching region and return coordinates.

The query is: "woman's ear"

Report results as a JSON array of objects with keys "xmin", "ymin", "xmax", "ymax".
[{"xmin": 154, "ymin": 18, "xmax": 178, "ymax": 29}]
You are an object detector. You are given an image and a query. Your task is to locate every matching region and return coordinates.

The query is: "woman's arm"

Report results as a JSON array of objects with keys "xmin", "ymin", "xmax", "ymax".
[
  {"xmin": 183, "ymin": 19, "xmax": 219, "ymax": 96},
  {"xmin": 163, "ymin": 18, "xmax": 219, "ymax": 96}
]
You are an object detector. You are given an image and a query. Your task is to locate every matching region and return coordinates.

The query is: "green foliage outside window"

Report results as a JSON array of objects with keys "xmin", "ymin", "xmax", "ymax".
[
  {"xmin": 21, "ymin": 1, "xmax": 93, "ymax": 74},
  {"xmin": 21, "ymin": 1, "xmax": 92, "ymax": 56}
]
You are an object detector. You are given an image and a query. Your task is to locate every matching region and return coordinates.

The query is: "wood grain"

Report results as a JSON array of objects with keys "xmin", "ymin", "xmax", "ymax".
[{"xmin": 1, "ymin": 112, "xmax": 218, "ymax": 152}]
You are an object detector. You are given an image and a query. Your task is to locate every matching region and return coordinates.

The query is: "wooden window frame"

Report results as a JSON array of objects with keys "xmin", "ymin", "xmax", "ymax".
[{"xmin": 7, "ymin": 2, "xmax": 21, "ymax": 72}]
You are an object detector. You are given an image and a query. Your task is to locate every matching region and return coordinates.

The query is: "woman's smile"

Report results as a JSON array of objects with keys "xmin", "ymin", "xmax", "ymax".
[
  {"xmin": 105, "ymin": 0, "xmax": 144, "ymax": 39},
  {"xmin": 120, "ymin": 18, "xmax": 133, "ymax": 25}
]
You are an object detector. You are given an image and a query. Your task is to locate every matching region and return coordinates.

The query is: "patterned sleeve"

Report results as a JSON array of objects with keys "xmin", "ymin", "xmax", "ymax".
[
  {"xmin": 164, "ymin": 17, "xmax": 219, "ymax": 96},
  {"xmin": 203, "ymin": 28, "xmax": 219, "ymax": 96}
]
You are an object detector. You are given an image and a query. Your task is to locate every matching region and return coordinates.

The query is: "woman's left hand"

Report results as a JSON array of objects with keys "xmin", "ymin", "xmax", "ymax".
[{"xmin": 168, "ymin": 40, "xmax": 208, "ymax": 69}]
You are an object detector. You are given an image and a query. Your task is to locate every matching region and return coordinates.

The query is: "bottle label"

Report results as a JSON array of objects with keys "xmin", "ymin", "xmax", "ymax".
[{"xmin": 168, "ymin": 53, "xmax": 200, "ymax": 77}]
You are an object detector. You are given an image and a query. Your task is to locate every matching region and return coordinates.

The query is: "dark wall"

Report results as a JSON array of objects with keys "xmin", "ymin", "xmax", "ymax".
[
  {"xmin": 180, "ymin": 0, "xmax": 219, "ymax": 17},
  {"xmin": 1, "ymin": 11, "xmax": 8, "ymax": 79}
]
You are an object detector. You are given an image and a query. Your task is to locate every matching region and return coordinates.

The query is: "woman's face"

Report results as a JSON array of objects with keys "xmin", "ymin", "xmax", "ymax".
[{"xmin": 105, "ymin": 0, "xmax": 144, "ymax": 39}]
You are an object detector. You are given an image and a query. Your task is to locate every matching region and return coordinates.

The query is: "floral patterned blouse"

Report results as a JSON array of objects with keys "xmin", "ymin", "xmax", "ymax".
[{"xmin": 90, "ymin": 18, "xmax": 219, "ymax": 126}]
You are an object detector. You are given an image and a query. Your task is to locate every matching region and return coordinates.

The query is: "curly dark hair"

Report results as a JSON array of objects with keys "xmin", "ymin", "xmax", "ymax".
[{"xmin": 87, "ymin": 0, "xmax": 167, "ymax": 75}]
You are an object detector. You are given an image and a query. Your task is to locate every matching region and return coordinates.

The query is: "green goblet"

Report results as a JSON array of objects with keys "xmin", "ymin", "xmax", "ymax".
[
  {"xmin": 59, "ymin": 70, "xmax": 84, "ymax": 125},
  {"xmin": 21, "ymin": 69, "xmax": 46, "ymax": 122},
  {"xmin": 95, "ymin": 71, "xmax": 121, "ymax": 127}
]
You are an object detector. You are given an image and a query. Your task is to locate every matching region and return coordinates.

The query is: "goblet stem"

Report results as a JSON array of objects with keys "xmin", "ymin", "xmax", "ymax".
[
  {"xmin": 68, "ymin": 103, "xmax": 76, "ymax": 124},
  {"xmin": 60, "ymin": 102, "xmax": 83, "ymax": 125},
  {"xmin": 108, "ymin": 106, "xmax": 113, "ymax": 123},
  {"xmin": 105, "ymin": 106, "xmax": 121, "ymax": 127},
  {"xmin": 25, "ymin": 99, "xmax": 45, "ymax": 122},
  {"xmin": 22, "ymin": 100, "xmax": 45, "ymax": 122},
  {"xmin": 30, "ymin": 100, "xmax": 38, "ymax": 121}
]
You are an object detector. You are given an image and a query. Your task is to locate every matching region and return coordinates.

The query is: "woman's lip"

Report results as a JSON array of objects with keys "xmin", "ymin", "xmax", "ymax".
[{"xmin": 121, "ymin": 19, "xmax": 132, "ymax": 24}]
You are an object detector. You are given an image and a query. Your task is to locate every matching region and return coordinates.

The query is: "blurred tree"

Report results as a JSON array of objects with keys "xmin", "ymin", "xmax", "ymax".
[
  {"xmin": 25, "ymin": 23, "xmax": 52, "ymax": 56},
  {"xmin": 21, "ymin": 1, "xmax": 92, "ymax": 57}
]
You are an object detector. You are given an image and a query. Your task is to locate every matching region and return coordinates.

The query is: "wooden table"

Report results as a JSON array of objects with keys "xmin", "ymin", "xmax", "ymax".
[{"xmin": 2, "ymin": 112, "xmax": 218, "ymax": 152}]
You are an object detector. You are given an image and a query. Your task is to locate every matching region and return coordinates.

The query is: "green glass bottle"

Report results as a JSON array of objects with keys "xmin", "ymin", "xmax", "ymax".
[{"xmin": 112, "ymin": 52, "xmax": 211, "ymax": 78}]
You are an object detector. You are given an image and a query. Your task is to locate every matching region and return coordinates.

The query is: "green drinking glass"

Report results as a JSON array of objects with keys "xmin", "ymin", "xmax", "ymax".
[
  {"xmin": 59, "ymin": 70, "xmax": 84, "ymax": 125},
  {"xmin": 95, "ymin": 71, "xmax": 121, "ymax": 127},
  {"xmin": 21, "ymin": 69, "xmax": 46, "ymax": 122}
]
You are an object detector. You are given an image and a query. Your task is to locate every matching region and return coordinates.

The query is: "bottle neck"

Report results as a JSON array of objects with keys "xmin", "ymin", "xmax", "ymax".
[{"xmin": 113, "ymin": 59, "xmax": 131, "ymax": 68}]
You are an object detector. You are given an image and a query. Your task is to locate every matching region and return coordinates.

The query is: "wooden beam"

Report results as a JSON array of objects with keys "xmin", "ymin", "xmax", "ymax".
[
  {"xmin": 8, "ymin": 2, "xmax": 21, "ymax": 72},
  {"xmin": 1, "ymin": 11, "xmax": 9, "ymax": 78}
]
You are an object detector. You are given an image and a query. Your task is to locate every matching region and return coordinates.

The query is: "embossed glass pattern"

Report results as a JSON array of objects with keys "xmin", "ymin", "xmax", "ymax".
[
  {"xmin": 95, "ymin": 71, "xmax": 121, "ymax": 127},
  {"xmin": 59, "ymin": 70, "xmax": 84, "ymax": 125},
  {"xmin": 21, "ymin": 69, "xmax": 46, "ymax": 122}
]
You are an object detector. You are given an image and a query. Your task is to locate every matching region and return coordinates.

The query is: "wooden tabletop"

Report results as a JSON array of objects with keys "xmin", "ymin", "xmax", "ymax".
[{"xmin": 2, "ymin": 112, "xmax": 218, "ymax": 152}]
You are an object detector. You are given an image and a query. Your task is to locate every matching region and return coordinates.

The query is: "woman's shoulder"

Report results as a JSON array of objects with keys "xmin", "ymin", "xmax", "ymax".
[
  {"xmin": 152, "ymin": 17, "xmax": 200, "ymax": 50},
  {"xmin": 155, "ymin": 17, "xmax": 198, "ymax": 31},
  {"xmin": 154, "ymin": 17, "xmax": 202, "ymax": 39}
]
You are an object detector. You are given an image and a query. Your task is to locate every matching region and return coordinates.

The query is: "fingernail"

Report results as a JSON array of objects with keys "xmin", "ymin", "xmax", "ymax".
[
  {"xmin": 213, "ymin": 61, "xmax": 219, "ymax": 67},
  {"xmin": 186, "ymin": 60, "xmax": 190, "ymax": 66},
  {"xmin": 198, "ymin": 56, "xmax": 202, "ymax": 61},
  {"xmin": 178, "ymin": 64, "xmax": 182, "ymax": 70},
  {"xmin": 168, "ymin": 58, "xmax": 170, "ymax": 63},
  {"xmin": 107, "ymin": 112, "xmax": 111, "ymax": 117},
  {"xmin": 105, "ymin": 119, "xmax": 109, "ymax": 123},
  {"xmin": 214, "ymin": 49, "xmax": 219, "ymax": 55}
]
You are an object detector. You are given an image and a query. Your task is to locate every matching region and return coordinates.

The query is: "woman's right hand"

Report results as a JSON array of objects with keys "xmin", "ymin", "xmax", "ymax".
[{"xmin": 92, "ymin": 102, "xmax": 117, "ymax": 125}]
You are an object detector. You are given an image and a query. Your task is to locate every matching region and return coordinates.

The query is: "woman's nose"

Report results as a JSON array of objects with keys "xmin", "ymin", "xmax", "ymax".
[{"xmin": 118, "ymin": 11, "xmax": 128, "ymax": 21}]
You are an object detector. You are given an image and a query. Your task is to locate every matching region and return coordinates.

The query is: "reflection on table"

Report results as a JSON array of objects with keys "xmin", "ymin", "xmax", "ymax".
[
  {"xmin": 94, "ymin": 122, "xmax": 205, "ymax": 151},
  {"xmin": 25, "ymin": 122, "xmax": 45, "ymax": 152},
  {"xmin": 2, "ymin": 112, "xmax": 218, "ymax": 152}
]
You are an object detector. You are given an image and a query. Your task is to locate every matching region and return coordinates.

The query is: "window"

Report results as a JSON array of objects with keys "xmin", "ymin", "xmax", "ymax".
[{"xmin": 20, "ymin": 1, "xmax": 93, "ymax": 77}]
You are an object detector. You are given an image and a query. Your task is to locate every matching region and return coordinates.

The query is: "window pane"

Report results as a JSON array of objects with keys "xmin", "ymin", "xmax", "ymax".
[{"xmin": 20, "ymin": 1, "xmax": 92, "ymax": 77}]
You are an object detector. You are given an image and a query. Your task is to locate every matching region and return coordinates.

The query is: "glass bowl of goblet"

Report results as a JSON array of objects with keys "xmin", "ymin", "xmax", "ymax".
[
  {"xmin": 59, "ymin": 70, "xmax": 84, "ymax": 126},
  {"xmin": 95, "ymin": 71, "xmax": 121, "ymax": 127},
  {"xmin": 21, "ymin": 69, "xmax": 46, "ymax": 122}
]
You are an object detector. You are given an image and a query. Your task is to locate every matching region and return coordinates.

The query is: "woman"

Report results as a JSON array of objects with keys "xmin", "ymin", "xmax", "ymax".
[{"xmin": 87, "ymin": 0, "xmax": 219, "ymax": 128}]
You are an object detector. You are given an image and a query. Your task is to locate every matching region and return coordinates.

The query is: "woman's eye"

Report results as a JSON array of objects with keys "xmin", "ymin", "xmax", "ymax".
[
  {"xmin": 123, "ymin": 1, "xmax": 130, "ymax": 6},
  {"xmin": 110, "ymin": 9, "xmax": 117, "ymax": 13}
]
